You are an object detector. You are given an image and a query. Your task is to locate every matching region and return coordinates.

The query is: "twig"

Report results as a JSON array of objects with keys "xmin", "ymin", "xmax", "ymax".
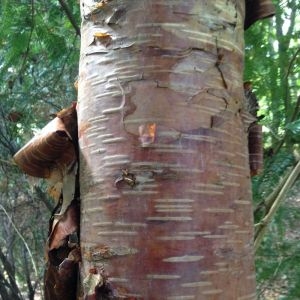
[
  {"xmin": 58, "ymin": 0, "xmax": 81, "ymax": 36},
  {"xmin": 254, "ymin": 159, "xmax": 300, "ymax": 251},
  {"xmin": 0, "ymin": 204, "xmax": 38, "ymax": 277},
  {"xmin": 18, "ymin": 0, "xmax": 35, "ymax": 82},
  {"xmin": 0, "ymin": 158, "xmax": 15, "ymax": 166}
]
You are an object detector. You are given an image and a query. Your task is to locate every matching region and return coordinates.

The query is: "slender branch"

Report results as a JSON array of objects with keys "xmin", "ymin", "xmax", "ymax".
[
  {"xmin": 0, "ymin": 272, "xmax": 11, "ymax": 300},
  {"xmin": 0, "ymin": 204, "xmax": 38, "ymax": 277},
  {"xmin": 254, "ymin": 159, "xmax": 300, "ymax": 251},
  {"xmin": 254, "ymin": 167, "xmax": 292, "ymax": 217},
  {"xmin": 19, "ymin": 0, "xmax": 35, "ymax": 79},
  {"xmin": 23, "ymin": 247, "xmax": 35, "ymax": 300},
  {"xmin": 0, "ymin": 248, "xmax": 21, "ymax": 297},
  {"xmin": 58, "ymin": 0, "xmax": 81, "ymax": 36},
  {"xmin": 0, "ymin": 107, "xmax": 18, "ymax": 155}
]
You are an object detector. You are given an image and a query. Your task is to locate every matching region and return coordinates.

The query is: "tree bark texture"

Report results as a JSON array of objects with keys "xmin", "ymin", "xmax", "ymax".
[{"xmin": 78, "ymin": 1, "xmax": 256, "ymax": 299}]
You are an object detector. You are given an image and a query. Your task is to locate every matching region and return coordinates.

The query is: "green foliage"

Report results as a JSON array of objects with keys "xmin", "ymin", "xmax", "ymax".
[
  {"xmin": 252, "ymin": 151, "xmax": 295, "ymax": 203},
  {"xmin": 0, "ymin": 0, "xmax": 80, "ymax": 298},
  {"xmin": 245, "ymin": 0, "xmax": 300, "ymax": 298},
  {"xmin": 245, "ymin": 0, "xmax": 300, "ymax": 148},
  {"xmin": 256, "ymin": 186, "xmax": 300, "ymax": 300},
  {"xmin": 0, "ymin": 0, "xmax": 80, "ymax": 127},
  {"xmin": 285, "ymin": 119, "xmax": 300, "ymax": 141}
]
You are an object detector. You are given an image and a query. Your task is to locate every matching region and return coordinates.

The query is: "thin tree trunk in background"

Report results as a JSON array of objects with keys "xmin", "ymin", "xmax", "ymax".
[{"xmin": 78, "ymin": 1, "xmax": 256, "ymax": 298}]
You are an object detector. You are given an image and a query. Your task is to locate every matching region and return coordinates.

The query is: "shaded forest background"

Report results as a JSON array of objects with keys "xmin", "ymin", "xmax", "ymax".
[{"xmin": 0, "ymin": 0, "xmax": 299, "ymax": 299}]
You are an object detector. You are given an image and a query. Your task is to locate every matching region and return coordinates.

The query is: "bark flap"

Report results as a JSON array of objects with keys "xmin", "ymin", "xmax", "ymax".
[
  {"xmin": 13, "ymin": 104, "xmax": 77, "ymax": 180},
  {"xmin": 13, "ymin": 103, "xmax": 81, "ymax": 299},
  {"xmin": 245, "ymin": 0, "xmax": 275, "ymax": 29}
]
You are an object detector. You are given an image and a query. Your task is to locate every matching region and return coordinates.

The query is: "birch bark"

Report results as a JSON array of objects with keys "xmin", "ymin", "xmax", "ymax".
[{"xmin": 78, "ymin": 1, "xmax": 256, "ymax": 298}]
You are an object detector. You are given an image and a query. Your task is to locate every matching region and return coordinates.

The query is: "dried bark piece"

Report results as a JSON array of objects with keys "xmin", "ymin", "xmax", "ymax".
[
  {"xmin": 56, "ymin": 102, "xmax": 78, "ymax": 143},
  {"xmin": 48, "ymin": 199, "xmax": 79, "ymax": 250},
  {"xmin": 13, "ymin": 116, "xmax": 76, "ymax": 179},
  {"xmin": 248, "ymin": 123, "xmax": 263, "ymax": 176},
  {"xmin": 58, "ymin": 247, "xmax": 81, "ymax": 277},
  {"xmin": 83, "ymin": 272, "xmax": 104, "ymax": 297},
  {"xmin": 13, "ymin": 104, "xmax": 78, "ymax": 202},
  {"xmin": 245, "ymin": 0, "xmax": 275, "ymax": 29},
  {"xmin": 45, "ymin": 247, "xmax": 80, "ymax": 300},
  {"xmin": 83, "ymin": 267, "xmax": 118, "ymax": 299}
]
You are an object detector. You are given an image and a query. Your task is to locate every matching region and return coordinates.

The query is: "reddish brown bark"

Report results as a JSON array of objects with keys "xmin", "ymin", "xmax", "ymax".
[
  {"xmin": 248, "ymin": 124, "xmax": 263, "ymax": 177},
  {"xmin": 78, "ymin": 1, "xmax": 260, "ymax": 299}
]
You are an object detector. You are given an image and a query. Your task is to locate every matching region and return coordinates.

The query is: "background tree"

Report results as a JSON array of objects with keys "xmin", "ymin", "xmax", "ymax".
[
  {"xmin": 245, "ymin": 0, "xmax": 300, "ymax": 299},
  {"xmin": 0, "ymin": 1, "xmax": 80, "ymax": 299}
]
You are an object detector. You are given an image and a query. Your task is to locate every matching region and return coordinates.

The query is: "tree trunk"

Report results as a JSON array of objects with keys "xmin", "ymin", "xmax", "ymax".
[{"xmin": 78, "ymin": 1, "xmax": 256, "ymax": 298}]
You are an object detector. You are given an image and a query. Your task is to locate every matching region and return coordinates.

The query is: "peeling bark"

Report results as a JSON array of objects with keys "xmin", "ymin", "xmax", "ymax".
[
  {"xmin": 13, "ymin": 103, "xmax": 81, "ymax": 299},
  {"xmin": 78, "ymin": 1, "xmax": 256, "ymax": 299}
]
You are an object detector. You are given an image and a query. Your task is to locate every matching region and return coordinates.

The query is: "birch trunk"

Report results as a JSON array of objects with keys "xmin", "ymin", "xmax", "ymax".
[{"xmin": 78, "ymin": 1, "xmax": 256, "ymax": 298}]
